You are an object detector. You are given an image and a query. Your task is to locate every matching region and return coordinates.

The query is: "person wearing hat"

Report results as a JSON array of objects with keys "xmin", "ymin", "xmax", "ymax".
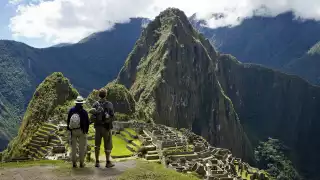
[{"xmin": 67, "ymin": 95, "xmax": 90, "ymax": 168}]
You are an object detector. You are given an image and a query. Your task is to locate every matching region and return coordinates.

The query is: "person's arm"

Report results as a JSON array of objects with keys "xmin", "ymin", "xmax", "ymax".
[
  {"xmin": 66, "ymin": 109, "xmax": 72, "ymax": 131},
  {"xmin": 88, "ymin": 102, "xmax": 98, "ymax": 114}
]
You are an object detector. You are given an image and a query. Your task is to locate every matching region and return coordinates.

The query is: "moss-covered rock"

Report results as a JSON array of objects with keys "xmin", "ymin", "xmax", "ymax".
[
  {"xmin": 2, "ymin": 72, "xmax": 78, "ymax": 159},
  {"xmin": 86, "ymin": 82, "xmax": 136, "ymax": 117}
]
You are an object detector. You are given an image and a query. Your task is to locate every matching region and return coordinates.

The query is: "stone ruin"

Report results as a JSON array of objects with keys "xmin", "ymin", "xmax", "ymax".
[{"xmin": 128, "ymin": 121, "xmax": 270, "ymax": 180}]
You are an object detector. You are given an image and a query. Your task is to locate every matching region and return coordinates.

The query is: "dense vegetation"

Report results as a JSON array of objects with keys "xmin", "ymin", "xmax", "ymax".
[{"xmin": 255, "ymin": 138, "xmax": 301, "ymax": 180}]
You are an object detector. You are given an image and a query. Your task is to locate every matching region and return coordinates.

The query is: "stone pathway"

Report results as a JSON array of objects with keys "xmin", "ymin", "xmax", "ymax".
[{"xmin": 0, "ymin": 160, "xmax": 136, "ymax": 180}]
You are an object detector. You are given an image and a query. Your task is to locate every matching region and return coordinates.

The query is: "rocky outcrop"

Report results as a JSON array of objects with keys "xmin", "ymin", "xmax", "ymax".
[{"xmin": 117, "ymin": 8, "xmax": 253, "ymax": 162}]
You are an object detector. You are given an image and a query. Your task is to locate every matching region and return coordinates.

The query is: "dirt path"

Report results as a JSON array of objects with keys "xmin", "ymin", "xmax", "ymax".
[{"xmin": 0, "ymin": 160, "xmax": 136, "ymax": 180}]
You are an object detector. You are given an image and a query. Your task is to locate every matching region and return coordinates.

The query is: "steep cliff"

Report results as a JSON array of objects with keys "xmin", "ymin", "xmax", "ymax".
[
  {"xmin": 117, "ymin": 8, "xmax": 253, "ymax": 162},
  {"xmin": 2, "ymin": 72, "xmax": 78, "ymax": 159},
  {"xmin": 216, "ymin": 54, "xmax": 320, "ymax": 179}
]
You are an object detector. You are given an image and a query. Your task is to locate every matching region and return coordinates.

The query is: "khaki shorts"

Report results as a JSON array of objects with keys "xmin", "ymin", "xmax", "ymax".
[{"xmin": 95, "ymin": 126, "xmax": 113, "ymax": 152}]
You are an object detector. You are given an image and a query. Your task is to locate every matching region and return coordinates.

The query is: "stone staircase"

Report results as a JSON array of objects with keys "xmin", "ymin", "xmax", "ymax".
[
  {"xmin": 22, "ymin": 123, "xmax": 60, "ymax": 159},
  {"xmin": 143, "ymin": 145, "xmax": 160, "ymax": 161}
]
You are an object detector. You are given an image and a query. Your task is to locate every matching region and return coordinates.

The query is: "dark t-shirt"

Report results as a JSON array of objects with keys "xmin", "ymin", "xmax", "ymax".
[{"xmin": 67, "ymin": 106, "xmax": 90, "ymax": 134}]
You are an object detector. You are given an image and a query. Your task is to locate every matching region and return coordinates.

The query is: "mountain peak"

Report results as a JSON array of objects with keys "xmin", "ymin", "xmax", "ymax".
[
  {"xmin": 157, "ymin": 7, "xmax": 189, "ymax": 22},
  {"xmin": 117, "ymin": 8, "xmax": 252, "ymax": 162}
]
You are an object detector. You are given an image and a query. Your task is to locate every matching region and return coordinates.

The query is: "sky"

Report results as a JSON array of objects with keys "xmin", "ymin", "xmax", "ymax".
[{"xmin": 1, "ymin": 0, "xmax": 320, "ymax": 48}]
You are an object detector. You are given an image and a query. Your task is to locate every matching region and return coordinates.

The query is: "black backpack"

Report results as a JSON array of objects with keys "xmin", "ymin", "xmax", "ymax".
[{"xmin": 95, "ymin": 100, "xmax": 113, "ymax": 130}]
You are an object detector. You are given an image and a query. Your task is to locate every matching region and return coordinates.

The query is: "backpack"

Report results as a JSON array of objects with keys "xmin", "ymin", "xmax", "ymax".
[
  {"xmin": 95, "ymin": 101, "xmax": 113, "ymax": 129},
  {"xmin": 69, "ymin": 113, "xmax": 81, "ymax": 129}
]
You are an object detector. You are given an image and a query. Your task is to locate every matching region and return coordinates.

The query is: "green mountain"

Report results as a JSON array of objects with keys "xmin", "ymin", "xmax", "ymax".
[
  {"xmin": 116, "ymin": 8, "xmax": 320, "ymax": 179},
  {"xmin": 2, "ymin": 72, "xmax": 78, "ymax": 159},
  {"xmin": 0, "ymin": 19, "xmax": 144, "ymax": 150},
  {"xmin": 285, "ymin": 41, "xmax": 320, "ymax": 84},
  {"xmin": 0, "ymin": 40, "xmax": 36, "ymax": 150},
  {"xmin": 216, "ymin": 55, "xmax": 320, "ymax": 179},
  {"xmin": 0, "ymin": 96, "xmax": 19, "ymax": 149},
  {"xmin": 116, "ymin": 8, "xmax": 253, "ymax": 162}
]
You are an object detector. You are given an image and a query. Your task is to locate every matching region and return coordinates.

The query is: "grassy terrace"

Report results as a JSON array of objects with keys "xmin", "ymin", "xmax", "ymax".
[
  {"xmin": 87, "ymin": 126, "xmax": 140, "ymax": 158},
  {"xmin": 124, "ymin": 128, "xmax": 137, "ymax": 136},
  {"xmin": 121, "ymin": 128, "xmax": 142, "ymax": 147}
]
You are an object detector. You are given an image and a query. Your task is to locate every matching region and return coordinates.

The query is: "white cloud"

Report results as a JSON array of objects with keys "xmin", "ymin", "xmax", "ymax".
[{"xmin": 9, "ymin": 0, "xmax": 320, "ymax": 44}]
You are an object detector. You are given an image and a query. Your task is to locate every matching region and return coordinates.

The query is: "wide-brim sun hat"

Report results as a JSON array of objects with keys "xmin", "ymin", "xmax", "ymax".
[{"xmin": 74, "ymin": 96, "xmax": 86, "ymax": 104}]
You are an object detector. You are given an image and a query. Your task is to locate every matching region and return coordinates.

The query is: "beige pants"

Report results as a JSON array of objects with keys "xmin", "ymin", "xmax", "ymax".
[{"xmin": 71, "ymin": 129, "xmax": 87, "ymax": 164}]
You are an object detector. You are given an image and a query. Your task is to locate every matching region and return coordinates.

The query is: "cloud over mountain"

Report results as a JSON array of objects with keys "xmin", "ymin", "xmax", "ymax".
[{"xmin": 9, "ymin": 0, "xmax": 320, "ymax": 44}]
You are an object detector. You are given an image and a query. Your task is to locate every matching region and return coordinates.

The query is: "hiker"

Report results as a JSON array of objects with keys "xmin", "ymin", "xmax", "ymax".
[
  {"xmin": 67, "ymin": 95, "xmax": 90, "ymax": 168},
  {"xmin": 89, "ymin": 89, "xmax": 115, "ymax": 168}
]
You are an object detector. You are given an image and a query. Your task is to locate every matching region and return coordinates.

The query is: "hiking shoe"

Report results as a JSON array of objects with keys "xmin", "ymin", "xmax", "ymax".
[
  {"xmin": 73, "ymin": 163, "xmax": 77, "ymax": 168},
  {"xmin": 80, "ymin": 163, "xmax": 85, "ymax": 168},
  {"xmin": 95, "ymin": 162, "xmax": 100, "ymax": 168},
  {"xmin": 105, "ymin": 161, "xmax": 115, "ymax": 168}
]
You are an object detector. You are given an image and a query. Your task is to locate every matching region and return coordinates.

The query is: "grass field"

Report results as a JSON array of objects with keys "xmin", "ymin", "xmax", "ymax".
[{"xmin": 117, "ymin": 160, "xmax": 200, "ymax": 180}]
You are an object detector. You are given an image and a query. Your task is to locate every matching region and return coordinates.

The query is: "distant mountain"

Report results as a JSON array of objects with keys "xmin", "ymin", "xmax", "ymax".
[
  {"xmin": 192, "ymin": 12, "xmax": 320, "ymax": 84},
  {"xmin": 51, "ymin": 43, "xmax": 72, "ymax": 48},
  {"xmin": 284, "ymin": 41, "xmax": 320, "ymax": 84},
  {"xmin": 0, "ymin": 18, "xmax": 145, "ymax": 151}
]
